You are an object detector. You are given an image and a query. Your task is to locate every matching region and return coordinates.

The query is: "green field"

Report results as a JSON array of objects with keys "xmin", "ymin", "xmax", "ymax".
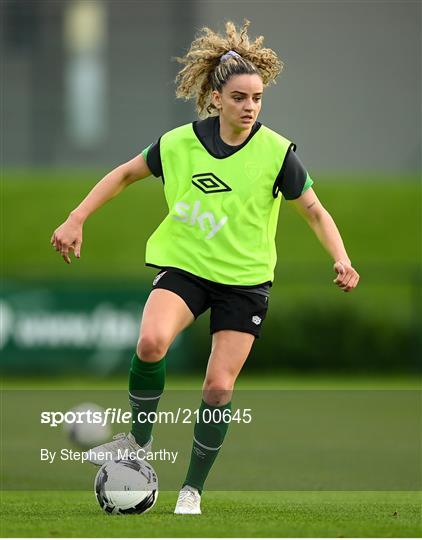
[
  {"xmin": 1, "ymin": 490, "xmax": 420, "ymax": 537},
  {"xmin": 1, "ymin": 374, "xmax": 420, "ymax": 537}
]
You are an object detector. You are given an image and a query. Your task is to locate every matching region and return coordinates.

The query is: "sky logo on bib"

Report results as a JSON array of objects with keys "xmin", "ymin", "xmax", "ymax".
[
  {"xmin": 192, "ymin": 172, "xmax": 232, "ymax": 194},
  {"xmin": 173, "ymin": 200, "xmax": 228, "ymax": 239}
]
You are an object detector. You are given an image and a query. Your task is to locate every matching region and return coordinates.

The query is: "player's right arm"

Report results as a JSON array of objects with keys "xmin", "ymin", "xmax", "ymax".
[{"xmin": 51, "ymin": 154, "xmax": 151, "ymax": 264}]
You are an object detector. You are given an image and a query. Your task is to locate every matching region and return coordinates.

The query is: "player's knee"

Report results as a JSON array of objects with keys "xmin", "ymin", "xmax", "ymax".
[
  {"xmin": 202, "ymin": 376, "xmax": 234, "ymax": 406},
  {"xmin": 136, "ymin": 333, "xmax": 169, "ymax": 362}
]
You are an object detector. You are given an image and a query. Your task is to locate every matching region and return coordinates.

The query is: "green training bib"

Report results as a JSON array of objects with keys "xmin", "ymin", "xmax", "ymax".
[{"xmin": 145, "ymin": 123, "xmax": 293, "ymax": 285}]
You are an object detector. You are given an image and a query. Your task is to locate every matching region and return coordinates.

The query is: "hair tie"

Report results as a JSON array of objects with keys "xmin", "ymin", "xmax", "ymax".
[{"xmin": 220, "ymin": 50, "xmax": 241, "ymax": 63}]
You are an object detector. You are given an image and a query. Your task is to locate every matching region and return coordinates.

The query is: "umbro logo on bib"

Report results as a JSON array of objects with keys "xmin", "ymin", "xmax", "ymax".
[{"xmin": 192, "ymin": 172, "xmax": 232, "ymax": 194}]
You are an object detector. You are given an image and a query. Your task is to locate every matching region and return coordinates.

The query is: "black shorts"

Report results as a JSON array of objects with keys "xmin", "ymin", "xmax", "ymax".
[{"xmin": 151, "ymin": 268, "xmax": 270, "ymax": 338}]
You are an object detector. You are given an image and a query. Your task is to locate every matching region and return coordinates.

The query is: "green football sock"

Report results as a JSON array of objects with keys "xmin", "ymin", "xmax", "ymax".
[
  {"xmin": 183, "ymin": 399, "xmax": 231, "ymax": 494},
  {"xmin": 129, "ymin": 354, "xmax": 165, "ymax": 446}
]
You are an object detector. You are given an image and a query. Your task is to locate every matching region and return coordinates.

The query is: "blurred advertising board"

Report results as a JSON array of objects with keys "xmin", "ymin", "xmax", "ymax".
[{"xmin": 0, "ymin": 282, "xmax": 187, "ymax": 374}]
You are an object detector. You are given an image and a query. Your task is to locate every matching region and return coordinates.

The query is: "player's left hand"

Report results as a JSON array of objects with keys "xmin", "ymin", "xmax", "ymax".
[{"xmin": 333, "ymin": 260, "xmax": 360, "ymax": 292}]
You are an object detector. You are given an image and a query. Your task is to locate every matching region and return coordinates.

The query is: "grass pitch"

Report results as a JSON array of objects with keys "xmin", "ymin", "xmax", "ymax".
[
  {"xmin": 1, "ymin": 377, "xmax": 420, "ymax": 537},
  {"xmin": 1, "ymin": 490, "xmax": 421, "ymax": 537}
]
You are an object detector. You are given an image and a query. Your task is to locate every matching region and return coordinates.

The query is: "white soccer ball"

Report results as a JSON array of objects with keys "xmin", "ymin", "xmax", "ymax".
[
  {"xmin": 94, "ymin": 459, "xmax": 158, "ymax": 515},
  {"xmin": 63, "ymin": 402, "xmax": 112, "ymax": 449}
]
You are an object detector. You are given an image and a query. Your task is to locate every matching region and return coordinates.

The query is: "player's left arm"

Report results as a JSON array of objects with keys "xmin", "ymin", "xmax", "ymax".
[{"xmin": 290, "ymin": 187, "xmax": 360, "ymax": 292}]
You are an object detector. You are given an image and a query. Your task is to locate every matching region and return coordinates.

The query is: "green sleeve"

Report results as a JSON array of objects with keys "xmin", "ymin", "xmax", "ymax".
[
  {"xmin": 301, "ymin": 173, "xmax": 314, "ymax": 195},
  {"xmin": 140, "ymin": 144, "xmax": 152, "ymax": 161}
]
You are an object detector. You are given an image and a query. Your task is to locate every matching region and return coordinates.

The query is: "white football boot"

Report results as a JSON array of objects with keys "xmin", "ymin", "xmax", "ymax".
[
  {"xmin": 86, "ymin": 432, "xmax": 152, "ymax": 466},
  {"xmin": 174, "ymin": 485, "xmax": 202, "ymax": 515}
]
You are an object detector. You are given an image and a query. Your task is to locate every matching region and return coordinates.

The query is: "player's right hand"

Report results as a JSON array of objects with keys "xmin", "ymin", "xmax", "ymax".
[{"xmin": 50, "ymin": 216, "xmax": 83, "ymax": 265}]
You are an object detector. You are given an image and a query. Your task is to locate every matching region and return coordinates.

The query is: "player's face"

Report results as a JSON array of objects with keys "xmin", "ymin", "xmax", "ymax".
[{"xmin": 213, "ymin": 74, "xmax": 263, "ymax": 132}]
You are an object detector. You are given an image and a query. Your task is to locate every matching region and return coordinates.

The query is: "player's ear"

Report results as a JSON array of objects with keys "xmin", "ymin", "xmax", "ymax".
[{"xmin": 211, "ymin": 90, "xmax": 222, "ymax": 110}]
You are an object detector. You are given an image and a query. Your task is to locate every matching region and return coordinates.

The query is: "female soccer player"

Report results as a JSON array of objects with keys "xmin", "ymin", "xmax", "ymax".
[{"xmin": 51, "ymin": 20, "xmax": 359, "ymax": 514}]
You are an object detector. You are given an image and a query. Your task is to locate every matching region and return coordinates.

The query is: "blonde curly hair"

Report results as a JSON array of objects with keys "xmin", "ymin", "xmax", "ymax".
[{"xmin": 175, "ymin": 19, "xmax": 283, "ymax": 118}]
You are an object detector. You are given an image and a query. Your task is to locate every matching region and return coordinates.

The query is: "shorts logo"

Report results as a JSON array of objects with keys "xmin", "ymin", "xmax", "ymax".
[
  {"xmin": 252, "ymin": 315, "xmax": 262, "ymax": 325},
  {"xmin": 192, "ymin": 172, "xmax": 232, "ymax": 194},
  {"xmin": 153, "ymin": 271, "xmax": 167, "ymax": 286}
]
